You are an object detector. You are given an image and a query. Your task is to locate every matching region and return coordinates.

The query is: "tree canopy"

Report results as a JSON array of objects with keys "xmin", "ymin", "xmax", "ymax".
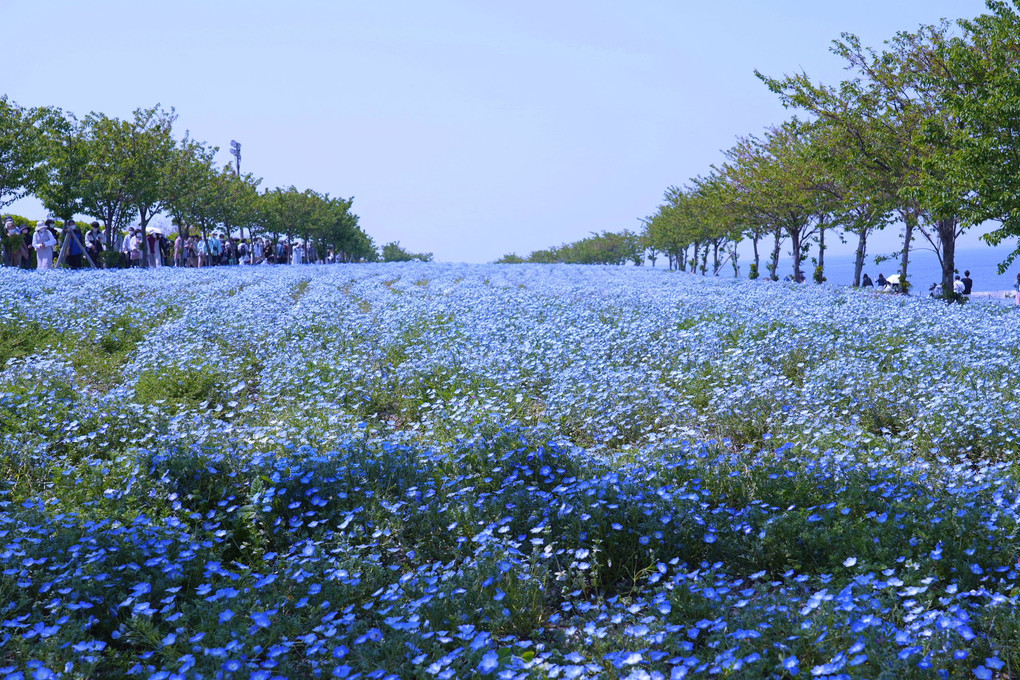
[{"xmin": 0, "ymin": 99, "xmax": 378, "ymax": 262}]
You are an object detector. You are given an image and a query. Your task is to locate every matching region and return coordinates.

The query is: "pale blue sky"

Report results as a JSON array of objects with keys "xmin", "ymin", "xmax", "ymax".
[{"xmin": 2, "ymin": 0, "xmax": 993, "ymax": 262}]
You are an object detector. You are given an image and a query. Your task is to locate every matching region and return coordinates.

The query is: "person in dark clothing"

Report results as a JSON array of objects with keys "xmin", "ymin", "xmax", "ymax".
[
  {"xmin": 20, "ymin": 226, "xmax": 32, "ymax": 269},
  {"xmin": 85, "ymin": 222, "xmax": 104, "ymax": 267},
  {"xmin": 876, "ymin": 273, "xmax": 887, "ymax": 288},
  {"xmin": 861, "ymin": 273, "xmax": 874, "ymax": 288},
  {"xmin": 961, "ymin": 270, "xmax": 973, "ymax": 295},
  {"xmin": 63, "ymin": 220, "xmax": 85, "ymax": 269}
]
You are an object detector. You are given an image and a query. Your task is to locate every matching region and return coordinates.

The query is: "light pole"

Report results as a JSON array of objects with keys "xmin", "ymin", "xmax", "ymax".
[
  {"xmin": 229, "ymin": 140, "xmax": 241, "ymax": 175},
  {"xmin": 229, "ymin": 140, "xmax": 243, "ymax": 247}
]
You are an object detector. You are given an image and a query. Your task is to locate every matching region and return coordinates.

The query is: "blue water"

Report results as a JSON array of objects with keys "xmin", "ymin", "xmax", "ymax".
[
  {"xmin": 815, "ymin": 245, "xmax": 1019, "ymax": 293},
  {"xmin": 704, "ymin": 242, "xmax": 1020, "ymax": 292},
  {"xmin": 647, "ymin": 238, "xmax": 1020, "ymax": 292}
]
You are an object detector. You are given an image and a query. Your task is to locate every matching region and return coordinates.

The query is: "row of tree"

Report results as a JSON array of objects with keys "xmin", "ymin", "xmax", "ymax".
[
  {"xmin": 0, "ymin": 99, "xmax": 379, "ymax": 263},
  {"xmin": 497, "ymin": 230, "xmax": 646, "ymax": 265},
  {"xmin": 643, "ymin": 0, "xmax": 1020, "ymax": 293}
]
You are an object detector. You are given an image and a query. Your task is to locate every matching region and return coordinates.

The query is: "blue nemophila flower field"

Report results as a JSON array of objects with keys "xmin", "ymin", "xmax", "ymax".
[{"xmin": 1, "ymin": 263, "xmax": 1019, "ymax": 679}]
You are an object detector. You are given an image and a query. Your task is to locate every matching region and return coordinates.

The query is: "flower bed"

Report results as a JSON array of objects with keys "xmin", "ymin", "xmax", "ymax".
[{"xmin": 0, "ymin": 264, "xmax": 1017, "ymax": 679}]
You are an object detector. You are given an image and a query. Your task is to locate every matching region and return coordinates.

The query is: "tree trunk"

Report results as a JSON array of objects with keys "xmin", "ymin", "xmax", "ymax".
[
  {"xmin": 138, "ymin": 207, "xmax": 152, "ymax": 269},
  {"xmin": 898, "ymin": 211, "xmax": 915, "ymax": 294},
  {"xmin": 816, "ymin": 224, "xmax": 826, "ymax": 284},
  {"xmin": 768, "ymin": 231, "xmax": 782, "ymax": 281},
  {"xmin": 791, "ymin": 228, "xmax": 803, "ymax": 283},
  {"xmin": 938, "ymin": 217, "xmax": 958, "ymax": 296},
  {"xmin": 853, "ymin": 231, "xmax": 868, "ymax": 287}
]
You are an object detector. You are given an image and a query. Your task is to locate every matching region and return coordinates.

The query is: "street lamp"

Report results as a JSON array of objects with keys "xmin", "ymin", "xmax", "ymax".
[
  {"xmin": 229, "ymin": 140, "xmax": 245, "ymax": 252},
  {"xmin": 229, "ymin": 140, "xmax": 241, "ymax": 175}
]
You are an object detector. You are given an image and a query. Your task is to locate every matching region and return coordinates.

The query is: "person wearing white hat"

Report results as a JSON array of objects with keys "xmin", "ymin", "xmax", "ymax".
[
  {"xmin": 32, "ymin": 221, "xmax": 57, "ymax": 270},
  {"xmin": 146, "ymin": 228, "xmax": 162, "ymax": 267}
]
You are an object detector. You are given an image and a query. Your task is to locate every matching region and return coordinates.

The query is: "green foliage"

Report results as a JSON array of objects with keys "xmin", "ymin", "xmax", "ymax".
[
  {"xmin": 1, "ymin": 99, "xmax": 377, "ymax": 261},
  {"xmin": 0, "ymin": 316, "xmax": 62, "ymax": 366},
  {"xmin": 502, "ymin": 229, "xmax": 644, "ymax": 265},
  {"xmin": 0, "ymin": 97, "xmax": 47, "ymax": 210},
  {"xmin": 381, "ymin": 240, "xmax": 433, "ymax": 262},
  {"xmin": 33, "ymin": 107, "xmax": 89, "ymax": 221},
  {"xmin": 134, "ymin": 365, "xmax": 230, "ymax": 411}
]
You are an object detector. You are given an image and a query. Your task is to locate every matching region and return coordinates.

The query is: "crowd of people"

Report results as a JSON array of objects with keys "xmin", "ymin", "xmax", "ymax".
[{"xmin": 2, "ymin": 216, "xmax": 342, "ymax": 270}]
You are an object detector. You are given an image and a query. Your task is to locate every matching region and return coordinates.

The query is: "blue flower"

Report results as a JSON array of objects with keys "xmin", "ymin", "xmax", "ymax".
[{"xmin": 478, "ymin": 651, "xmax": 499, "ymax": 674}]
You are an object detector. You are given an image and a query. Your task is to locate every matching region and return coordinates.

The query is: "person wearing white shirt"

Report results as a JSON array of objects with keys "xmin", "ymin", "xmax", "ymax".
[{"xmin": 31, "ymin": 221, "xmax": 57, "ymax": 270}]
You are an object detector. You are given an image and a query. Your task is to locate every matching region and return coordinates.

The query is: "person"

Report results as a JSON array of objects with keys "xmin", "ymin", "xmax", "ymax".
[
  {"xmin": 32, "ymin": 221, "xmax": 57, "ymax": 269},
  {"xmin": 19, "ymin": 225, "xmax": 32, "ymax": 269},
  {"xmin": 173, "ymin": 233, "xmax": 184, "ymax": 267},
  {"xmin": 120, "ymin": 230, "xmax": 131, "ymax": 267},
  {"xmin": 953, "ymin": 275, "xmax": 965, "ymax": 295},
  {"xmin": 876, "ymin": 273, "xmax": 887, "ymax": 289},
  {"xmin": 61, "ymin": 220, "xmax": 85, "ymax": 269},
  {"xmin": 1015, "ymin": 273, "xmax": 1020, "ymax": 307},
  {"xmin": 209, "ymin": 232, "xmax": 223, "ymax": 265},
  {"xmin": 6, "ymin": 217, "xmax": 28, "ymax": 268},
  {"xmin": 85, "ymin": 222, "xmax": 104, "ymax": 267},
  {"xmin": 198, "ymin": 235, "xmax": 210, "ymax": 267},
  {"xmin": 252, "ymin": 238, "xmax": 264, "ymax": 265},
  {"xmin": 929, "ymin": 282, "xmax": 943, "ymax": 298},
  {"xmin": 961, "ymin": 270, "xmax": 973, "ymax": 295},
  {"xmin": 861, "ymin": 273, "xmax": 873, "ymax": 288},
  {"xmin": 128, "ymin": 229, "xmax": 143, "ymax": 267},
  {"xmin": 146, "ymin": 229, "xmax": 162, "ymax": 267},
  {"xmin": 186, "ymin": 236, "xmax": 199, "ymax": 268},
  {"xmin": 6, "ymin": 217, "xmax": 21, "ymax": 267},
  {"xmin": 276, "ymin": 239, "xmax": 288, "ymax": 265}
]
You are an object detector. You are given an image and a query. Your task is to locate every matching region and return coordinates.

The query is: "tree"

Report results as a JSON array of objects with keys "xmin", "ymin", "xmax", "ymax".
[
  {"xmin": 0, "ymin": 97, "xmax": 46, "ymax": 211},
  {"xmin": 723, "ymin": 124, "xmax": 824, "ymax": 283},
  {"xmin": 759, "ymin": 24, "xmax": 973, "ymax": 294},
  {"xmin": 79, "ymin": 112, "xmax": 134, "ymax": 248},
  {"xmin": 802, "ymin": 120, "xmax": 895, "ymax": 286},
  {"xmin": 936, "ymin": 1, "xmax": 1020, "ymax": 271},
  {"xmin": 122, "ymin": 105, "xmax": 178, "ymax": 264},
  {"xmin": 163, "ymin": 135, "xmax": 218, "ymax": 241},
  {"xmin": 33, "ymin": 107, "xmax": 89, "ymax": 221},
  {"xmin": 217, "ymin": 168, "xmax": 262, "ymax": 245},
  {"xmin": 382, "ymin": 241, "xmax": 432, "ymax": 262}
]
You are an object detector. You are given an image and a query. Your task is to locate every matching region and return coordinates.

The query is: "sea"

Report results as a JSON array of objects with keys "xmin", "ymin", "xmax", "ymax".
[
  {"xmin": 662, "ymin": 241, "xmax": 1020, "ymax": 294},
  {"xmin": 808, "ymin": 244, "xmax": 1019, "ymax": 293}
]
